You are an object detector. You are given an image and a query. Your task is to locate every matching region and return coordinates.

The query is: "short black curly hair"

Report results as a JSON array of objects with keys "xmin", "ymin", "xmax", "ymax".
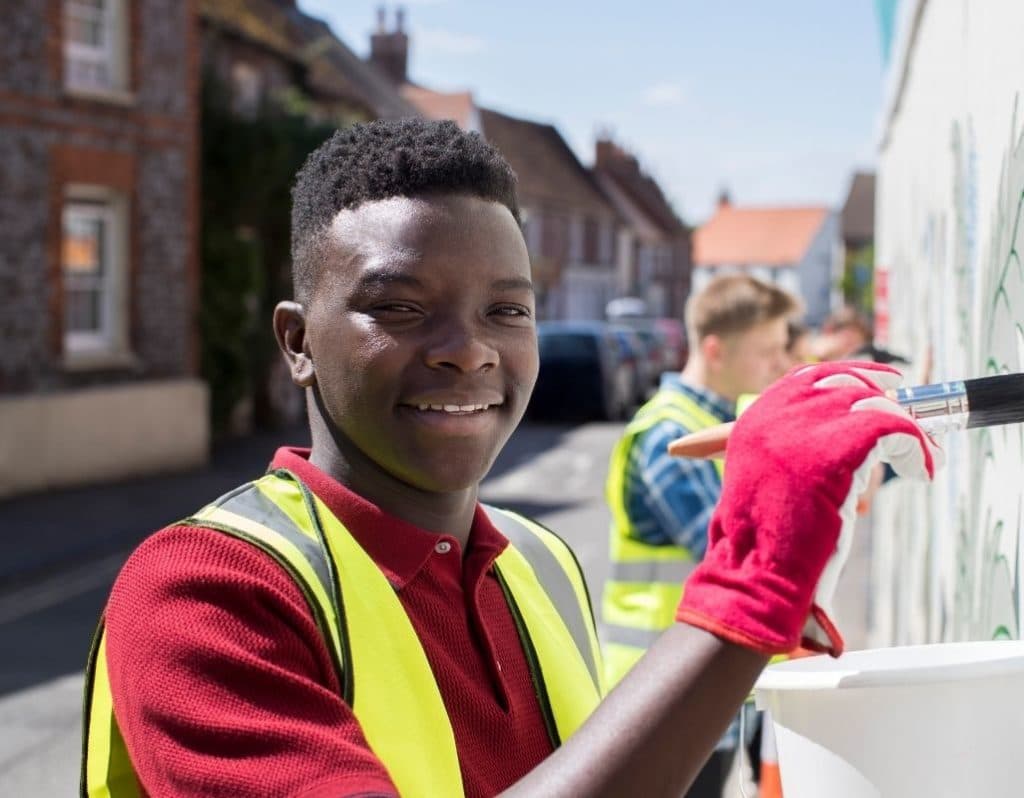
[{"xmin": 290, "ymin": 117, "xmax": 521, "ymax": 300}]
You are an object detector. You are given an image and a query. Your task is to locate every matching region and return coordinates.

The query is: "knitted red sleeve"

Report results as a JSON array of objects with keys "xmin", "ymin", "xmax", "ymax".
[{"xmin": 104, "ymin": 525, "xmax": 398, "ymax": 798}]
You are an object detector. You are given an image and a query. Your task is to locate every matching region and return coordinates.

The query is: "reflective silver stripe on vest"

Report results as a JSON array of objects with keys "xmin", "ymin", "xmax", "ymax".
[
  {"xmin": 213, "ymin": 483, "xmax": 336, "ymax": 599},
  {"xmin": 609, "ymin": 559, "xmax": 697, "ymax": 583},
  {"xmin": 602, "ymin": 622, "xmax": 661, "ymax": 650},
  {"xmin": 484, "ymin": 505, "xmax": 601, "ymax": 692}
]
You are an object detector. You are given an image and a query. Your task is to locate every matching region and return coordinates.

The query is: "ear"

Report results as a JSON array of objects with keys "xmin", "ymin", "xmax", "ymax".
[
  {"xmin": 273, "ymin": 301, "xmax": 316, "ymax": 387},
  {"xmin": 701, "ymin": 334, "xmax": 724, "ymax": 370}
]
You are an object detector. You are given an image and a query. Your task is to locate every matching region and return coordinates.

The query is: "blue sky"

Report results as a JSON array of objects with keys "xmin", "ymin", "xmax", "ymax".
[{"xmin": 298, "ymin": 1, "xmax": 885, "ymax": 224}]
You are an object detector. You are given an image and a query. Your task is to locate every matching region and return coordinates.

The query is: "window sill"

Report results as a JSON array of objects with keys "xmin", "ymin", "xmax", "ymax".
[
  {"xmin": 63, "ymin": 86, "xmax": 136, "ymax": 107},
  {"xmin": 61, "ymin": 350, "xmax": 140, "ymax": 372}
]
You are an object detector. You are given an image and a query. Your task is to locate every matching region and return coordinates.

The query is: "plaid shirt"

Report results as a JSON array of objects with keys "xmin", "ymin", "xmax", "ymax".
[
  {"xmin": 622, "ymin": 374, "xmax": 755, "ymax": 751},
  {"xmin": 624, "ymin": 374, "xmax": 735, "ymax": 556}
]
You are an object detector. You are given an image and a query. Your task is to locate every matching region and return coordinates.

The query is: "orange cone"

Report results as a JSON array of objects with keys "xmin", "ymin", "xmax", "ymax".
[
  {"xmin": 758, "ymin": 711, "xmax": 783, "ymax": 797},
  {"xmin": 759, "ymin": 761, "xmax": 783, "ymax": 798}
]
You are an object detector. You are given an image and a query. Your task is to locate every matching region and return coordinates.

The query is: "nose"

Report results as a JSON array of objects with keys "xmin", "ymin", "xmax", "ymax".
[{"xmin": 424, "ymin": 316, "xmax": 499, "ymax": 373}]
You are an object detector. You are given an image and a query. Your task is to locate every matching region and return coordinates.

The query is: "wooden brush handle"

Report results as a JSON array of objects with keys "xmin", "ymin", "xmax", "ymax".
[{"xmin": 666, "ymin": 422, "xmax": 734, "ymax": 459}]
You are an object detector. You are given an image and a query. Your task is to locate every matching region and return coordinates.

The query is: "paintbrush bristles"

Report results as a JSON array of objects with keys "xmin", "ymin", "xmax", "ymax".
[{"xmin": 965, "ymin": 373, "xmax": 1024, "ymax": 429}]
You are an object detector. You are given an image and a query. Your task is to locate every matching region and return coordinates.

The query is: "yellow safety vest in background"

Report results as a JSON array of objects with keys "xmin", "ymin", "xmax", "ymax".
[
  {"xmin": 81, "ymin": 469, "xmax": 604, "ymax": 798},
  {"xmin": 602, "ymin": 389, "xmax": 725, "ymax": 686}
]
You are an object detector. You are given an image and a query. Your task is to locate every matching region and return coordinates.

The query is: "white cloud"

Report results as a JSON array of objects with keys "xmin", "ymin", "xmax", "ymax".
[
  {"xmin": 641, "ymin": 82, "xmax": 686, "ymax": 108},
  {"xmin": 416, "ymin": 27, "xmax": 486, "ymax": 56}
]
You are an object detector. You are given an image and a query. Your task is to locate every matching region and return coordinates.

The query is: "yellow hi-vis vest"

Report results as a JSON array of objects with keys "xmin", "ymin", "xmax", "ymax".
[
  {"xmin": 602, "ymin": 389, "xmax": 725, "ymax": 686},
  {"xmin": 81, "ymin": 469, "xmax": 604, "ymax": 798}
]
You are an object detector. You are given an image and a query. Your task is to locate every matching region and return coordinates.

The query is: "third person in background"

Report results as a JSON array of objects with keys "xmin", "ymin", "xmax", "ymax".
[
  {"xmin": 808, "ymin": 305, "xmax": 872, "ymax": 362},
  {"xmin": 602, "ymin": 274, "xmax": 800, "ymax": 797}
]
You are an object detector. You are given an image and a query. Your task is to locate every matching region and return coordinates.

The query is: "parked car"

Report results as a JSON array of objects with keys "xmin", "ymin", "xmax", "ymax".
[
  {"xmin": 607, "ymin": 307, "xmax": 688, "ymax": 383},
  {"xmin": 529, "ymin": 321, "xmax": 634, "ymax": 421},
  {"xmin": 631, "ymin": 326, "xmax": 667, "ymax": 390},
  {"xmin": 653, "ymin": 317, "xmax": 688, "ymax": 371},
  {"xmin": 608, "ymin": 325, "xmax": 653, "ymax": 404}
]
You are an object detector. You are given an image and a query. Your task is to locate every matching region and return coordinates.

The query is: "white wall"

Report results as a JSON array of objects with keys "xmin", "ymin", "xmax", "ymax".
[
  {"xmin": 796, "ymin": 212, "xmax": 839, "ymax": 327},
  {"xmin": 0, "ymin": 379, "xmax": 209, "ymax": 498},
  {"xmin": 872, "ymin": 0, "xmax": 1024, "ymax": 645}
]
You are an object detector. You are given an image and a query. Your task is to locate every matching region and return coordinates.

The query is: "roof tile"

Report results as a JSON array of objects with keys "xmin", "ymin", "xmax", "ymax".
[{"xmin": 694, "ymin": 205, "xmax": 829, "ymax": 267}]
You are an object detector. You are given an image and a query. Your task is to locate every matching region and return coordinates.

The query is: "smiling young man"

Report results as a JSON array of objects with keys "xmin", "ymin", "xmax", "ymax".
[{"xmin": 82, "ymin": 120, "xmax": 939, "ymax": 798}]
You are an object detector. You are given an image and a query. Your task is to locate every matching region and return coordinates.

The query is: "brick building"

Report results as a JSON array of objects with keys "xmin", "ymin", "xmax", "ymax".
[
  {"xmin": 0, "ymin": 1, "xmax": 204, "ymax": 497},
  {"xmin": 200, "ymin": 0, "xmax": 419, "ymax": 124},
  {"xmin": 592, "ymin": 137, "xmax": 692, "ymax": 319}
]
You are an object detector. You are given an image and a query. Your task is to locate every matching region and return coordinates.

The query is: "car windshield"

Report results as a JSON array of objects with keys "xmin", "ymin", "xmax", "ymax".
[{"xmin": 538, "ymin": 332, "xmax": 599, "ymax": 358}]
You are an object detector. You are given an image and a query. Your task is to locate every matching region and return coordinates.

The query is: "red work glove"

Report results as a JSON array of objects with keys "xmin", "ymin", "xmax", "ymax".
[{"xmin": 675, "ymin": 361, "xmax": 941, "ymax": 657}]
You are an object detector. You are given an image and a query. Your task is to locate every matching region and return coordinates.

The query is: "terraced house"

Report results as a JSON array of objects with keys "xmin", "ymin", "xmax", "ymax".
[{"xmin": 0, "ymin": 1, "xmax": 203, "ymax": 498}]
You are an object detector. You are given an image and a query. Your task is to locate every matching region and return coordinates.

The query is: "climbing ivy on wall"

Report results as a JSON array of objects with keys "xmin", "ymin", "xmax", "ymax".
[
  {"xmin": 200, "ymin": 72, "xmax": 339, "ymax": 433},
  {"xmin": 841, "ymin": 243, "xmax": 875, "ymax": 317}
]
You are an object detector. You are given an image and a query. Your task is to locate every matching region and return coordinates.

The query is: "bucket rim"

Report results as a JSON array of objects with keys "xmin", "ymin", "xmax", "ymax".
[{"xmin": 754, "ymin": 640, "xmax": 1024, "ymax": 692}]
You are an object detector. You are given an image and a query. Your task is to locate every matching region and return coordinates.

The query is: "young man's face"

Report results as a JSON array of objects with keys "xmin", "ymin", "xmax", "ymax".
[
  {"xmin": 300, "ymin": 193, "xmax": 538, "ymax": 493},
  {"xmin": 714, "ymin": 317, "xmax": 790, "ymax": 400}
]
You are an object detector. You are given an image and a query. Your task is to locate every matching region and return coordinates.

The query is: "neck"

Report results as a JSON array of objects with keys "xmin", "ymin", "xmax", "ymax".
[
  {"xmin": 306, "ymin": 395, "xmax": 478, "ymax": 548},
  {"xmin": 681, "ymin": 357, "xmax": 738, "ymax": 403},
  {"xmin": 680, "ymin": 357, "xmax": 736, "ymax": 403}
]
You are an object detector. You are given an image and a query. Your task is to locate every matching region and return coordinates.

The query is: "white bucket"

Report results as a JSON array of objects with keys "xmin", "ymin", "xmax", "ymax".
[{"xmin": 754, "ymin": 641, "xmax": 1024, "ymax": 798}]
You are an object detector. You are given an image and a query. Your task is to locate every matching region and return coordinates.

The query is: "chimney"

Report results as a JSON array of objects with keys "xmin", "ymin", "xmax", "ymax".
[
  {"xmin": 595, "ymin": 138, "xmax": 617, "ymax": 168},
  {"xmin": 370, "ymin": 6, "xmax": 409, "ymax": 85},
  {"xmin": 594, "ymin": 136, "xmax": 639, "ymax": 176},
  {"xmin": 717, "ymin": 188, "xmax": 732, "ymax": 209}
]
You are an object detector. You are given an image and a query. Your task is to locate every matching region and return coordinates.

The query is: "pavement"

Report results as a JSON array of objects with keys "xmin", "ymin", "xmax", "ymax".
[{"xmin": 0, "ymin": 424, "xmax": 313, "ymax": 594}]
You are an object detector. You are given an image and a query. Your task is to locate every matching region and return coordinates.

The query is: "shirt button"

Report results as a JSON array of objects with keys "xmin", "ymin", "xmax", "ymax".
[{"xmin": 434, "ymin": 541, "xmax": 452, "ymax": 554}]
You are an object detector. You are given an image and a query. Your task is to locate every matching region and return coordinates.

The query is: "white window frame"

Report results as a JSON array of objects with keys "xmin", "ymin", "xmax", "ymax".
[
  {"xmin": 62, "ymin": 185, "xmax": 130, "ymax": 362},
  {"xmin": 64, "ymin": 0, "xmax": 129, "ymax": 96},
  {"xmin": 231, "ymin": 61, "xmax": 264, "ymax": 117},
  {"xmin": 568, "ymin": 214, "xmax": 584, "ymax": 262}
]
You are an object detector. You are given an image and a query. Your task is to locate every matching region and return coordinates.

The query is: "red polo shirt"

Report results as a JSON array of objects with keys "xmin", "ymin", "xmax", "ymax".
[{"xmin": 104, "ymin": 448, "xmax": 555, "ymax": 798}]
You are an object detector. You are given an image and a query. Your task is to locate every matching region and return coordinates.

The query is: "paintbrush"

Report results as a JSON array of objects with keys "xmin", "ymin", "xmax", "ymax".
[{"xmin": 667, "ymin": 372, "xmax": 1024, "ymax": 459}]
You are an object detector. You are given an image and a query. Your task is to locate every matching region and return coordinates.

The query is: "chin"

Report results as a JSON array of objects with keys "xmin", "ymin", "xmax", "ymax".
[{"xmin": 398, "ymin": 456, "xmax": 490, "ymax": 494}]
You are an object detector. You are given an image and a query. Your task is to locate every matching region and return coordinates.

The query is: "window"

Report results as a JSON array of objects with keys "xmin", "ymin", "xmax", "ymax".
[
  {"xmin": 64, "ymin": 0, "xmax": 128, "ymax": 94},
  {"xmin": 568, "ymin": 215, "xmax": 584, "ymax": 262},
  {"xmin": 231, "ymin": 62, "xmax": 264, "ymax": 117},
  {"xmin": 583, "ymin": 217, "xmax": 599, "ymax": 264},
  {"xmin": 62, "ymin": 190, "xmax": 128, "ymax": 358}
]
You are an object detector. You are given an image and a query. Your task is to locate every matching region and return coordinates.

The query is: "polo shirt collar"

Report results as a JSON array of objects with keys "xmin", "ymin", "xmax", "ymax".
[{"xmin": 267, "ymin": 447, "xmax": 509, "ymax": 590}]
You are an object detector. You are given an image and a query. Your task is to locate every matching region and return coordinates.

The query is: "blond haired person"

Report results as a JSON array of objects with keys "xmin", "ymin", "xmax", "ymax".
[{"xmin": 603, "ymin": 275, "xmax": 799, "ymax": 797}]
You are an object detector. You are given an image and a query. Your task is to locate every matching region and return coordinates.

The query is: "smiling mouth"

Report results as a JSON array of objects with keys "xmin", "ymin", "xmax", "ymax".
[{"xmin": 411, "ymin": 403, "xmax": 498, "ymax": 413}]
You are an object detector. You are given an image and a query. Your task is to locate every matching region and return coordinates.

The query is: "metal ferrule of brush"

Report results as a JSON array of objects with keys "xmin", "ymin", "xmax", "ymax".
[{"xmin": 894, "ymin": 381, "xmax": 970, "ymax": 434}]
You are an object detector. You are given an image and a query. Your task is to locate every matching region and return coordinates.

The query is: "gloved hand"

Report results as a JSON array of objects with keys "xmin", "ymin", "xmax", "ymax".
[{"xmin": 675, "ymin": 361, "xmax": 942, "ymax": 657}]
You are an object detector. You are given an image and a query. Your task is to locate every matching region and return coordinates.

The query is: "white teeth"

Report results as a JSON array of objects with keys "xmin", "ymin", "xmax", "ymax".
[{"xmin": 415, "ymin": 403, "xmax": 491, "ymax": 413}]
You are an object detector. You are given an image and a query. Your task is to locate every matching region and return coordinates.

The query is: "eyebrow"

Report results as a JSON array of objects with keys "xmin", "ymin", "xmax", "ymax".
[
  {"xmin": 491, "ymin": 277, "xmax": 535, "ymax": 294},
  {"xmin": 354, "ymin": 269, "xmax": 424, "ymax": 291},
  {"xmin": 355, "ymin": 270, "xmax": 534, "ymax": 294}
]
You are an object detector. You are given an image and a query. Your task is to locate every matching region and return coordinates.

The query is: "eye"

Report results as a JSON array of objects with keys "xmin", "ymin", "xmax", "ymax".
[
  {"xmin": 490, "ymin": 303, "xmax": 532, "ymax": 319},
  {"xmin": 370, "ymin": 302, "xmax": 422, "ymax": 320}
]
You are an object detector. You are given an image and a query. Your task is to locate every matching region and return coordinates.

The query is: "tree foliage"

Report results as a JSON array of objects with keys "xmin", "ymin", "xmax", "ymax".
[{"xmin": 199, "ymin": 72, "xmax": 338, "ymax": 433}]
